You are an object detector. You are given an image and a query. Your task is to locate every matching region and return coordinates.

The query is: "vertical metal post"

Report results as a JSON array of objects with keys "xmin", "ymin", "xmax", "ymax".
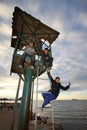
[
  {"xmin": 30, "ymin": 81, "xmax": 34, "ymax": 120},
  {"xmin": 17, "ymin": 68, "xmax": 33, "ymax": 130},
  {"xmin": 51, "ymin": 104, "xmax": 54, "ymax": 130},
  {"xmin": 10, "ymin": 77, "xmax": 21, "ymax": 130},
  {"xmin": 35, "ymin": 67, "xmax": 39, "ymax": 130}
]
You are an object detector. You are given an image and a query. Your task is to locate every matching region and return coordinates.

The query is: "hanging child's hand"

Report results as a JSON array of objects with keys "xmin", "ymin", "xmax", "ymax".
[
  {"xmin": 68, "ymin": 82, "xmax": 71, "ymax": 86},
  {"xmin": 47, "ymin": 70, "xmax": 50, "ymax": 75}
]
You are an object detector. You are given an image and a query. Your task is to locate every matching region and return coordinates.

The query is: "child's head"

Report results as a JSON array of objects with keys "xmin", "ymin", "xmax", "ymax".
[
  {"xmin": 44, "ymin": 48, "xmax": 49, "ymax": 54},
  {"xmin": 55, "ymin": 77, "xmax": 60, "ymax": 83},
  {"xmin": 29, "ymin": 41, "xmax": 35, "ymax": 47}
]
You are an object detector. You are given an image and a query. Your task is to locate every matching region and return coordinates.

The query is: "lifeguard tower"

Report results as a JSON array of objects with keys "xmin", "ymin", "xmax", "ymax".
[{"xmin": 10, "ymin": 7, "xmax": 60, "ymax": 130}]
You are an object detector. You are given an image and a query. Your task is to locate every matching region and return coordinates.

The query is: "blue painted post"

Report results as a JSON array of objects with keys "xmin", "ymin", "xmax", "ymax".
[{"xmin": 17, "ymin": 68, "xmax": 33, "ymax": 130}]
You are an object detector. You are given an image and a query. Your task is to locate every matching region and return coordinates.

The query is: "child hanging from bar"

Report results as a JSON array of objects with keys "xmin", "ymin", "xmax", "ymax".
[
  {"xmin": 19, "ymin": 41, "xmax": 36, "ymax": 69},
  {"xmin": 41, "ymin": 70, "xmax": 71, "ymax": 108}
]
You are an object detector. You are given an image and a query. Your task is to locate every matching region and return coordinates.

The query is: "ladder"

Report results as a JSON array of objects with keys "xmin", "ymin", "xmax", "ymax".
[{"xmin": 34, "ymin": 67, "xmax": 55, "ymax": 130}]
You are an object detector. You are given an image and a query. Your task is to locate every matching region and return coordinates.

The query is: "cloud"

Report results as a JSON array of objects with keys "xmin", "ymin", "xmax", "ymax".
[
  {"xmin": 0, "ymin": 3, "xmax": 13, "ymax": 20},
  {"xmin": 0, "ymin": 39, "xmax": 13, "ymax": 73},
  {"xmin": 27, "ymin": 1, "xmax": 40, "ymax": 14},
  {"xmin": 0, "ymin": 22, "xmax": 11, "ymax": 36},
  {"xmin": 0, "ymin": 73, "xmax": 24, "ymax": 98},
  {"xmin": 0, "ymin": 74, "xmax": 20, "ymax": 89},
  {"xmin": 78, "ymin": 13, "xmax": 87, "ymax": 28},
  {"xmin": 50, "ymin": 6, "xmax": 87, "ymax": 94},
  {"xmin": 59, "ymin": 90, "xmax": 87, "ymax": 100},
  {"xmin": 0, "ymin": 0, "xmax": 87, "ymax": 99},
  {"xmin": 0, "ymin": 65, "xmax": 6, "ymax": 75}
]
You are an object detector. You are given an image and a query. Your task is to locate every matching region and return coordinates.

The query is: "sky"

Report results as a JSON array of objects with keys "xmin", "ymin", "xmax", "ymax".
[{"xmin": 0, "ymin": 0, "xmax": 87, "ymax": 100}]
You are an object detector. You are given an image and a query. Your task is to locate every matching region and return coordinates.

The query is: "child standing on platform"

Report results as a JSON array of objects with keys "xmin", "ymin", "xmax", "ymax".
[
  {"xmin": 19, "ymin": 41, "xmax": 36, "ymax": 68},
  {"xmin": 42, "ymin": 48, "xmax": 53, "ymax": 69}
]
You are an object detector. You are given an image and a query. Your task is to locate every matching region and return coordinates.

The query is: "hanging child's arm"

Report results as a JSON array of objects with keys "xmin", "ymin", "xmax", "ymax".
[
  {"xmin": 60, "ymin": 82, "xmax": 71, "ymax": 90},
  {"xmin": 47, "ymin": 71, "xmax": 54, "ymax": 82}
]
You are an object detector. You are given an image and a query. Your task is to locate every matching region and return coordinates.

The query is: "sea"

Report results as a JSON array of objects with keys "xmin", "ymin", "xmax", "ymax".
[{"xmin": 33, "ymin": 100, "xmax": 87, "ymax": 130}]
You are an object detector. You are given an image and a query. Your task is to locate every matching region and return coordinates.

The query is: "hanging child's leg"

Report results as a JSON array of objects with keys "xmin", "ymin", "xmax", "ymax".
[
  {"xmin": 42, "ymin": 92, "xmax": 50, "ymax": 100},
  {"xmin": 42, "ymin": 93, "xmax": 55, "ymax": 108}
]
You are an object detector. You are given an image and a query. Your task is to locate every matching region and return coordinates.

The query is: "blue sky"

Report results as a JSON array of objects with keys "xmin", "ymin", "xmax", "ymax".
[{"xmin": 0, "ymin": 0, "xmax": 87, "ymax": 100}]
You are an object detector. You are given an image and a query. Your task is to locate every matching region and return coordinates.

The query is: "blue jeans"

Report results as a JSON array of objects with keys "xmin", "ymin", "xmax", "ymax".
[
  {"xmin": 42, "ymin": 92, "xmax": 56, "ymax": 108},
  {"xmin": 19, "ymin": 52, "xmax": 35, "ymax": 67}
]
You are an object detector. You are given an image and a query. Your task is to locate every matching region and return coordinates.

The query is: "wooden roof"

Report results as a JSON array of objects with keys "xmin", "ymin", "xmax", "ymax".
[{"xmin": 11, "ymin": 6, "xmax": 60, "ymax": 49}]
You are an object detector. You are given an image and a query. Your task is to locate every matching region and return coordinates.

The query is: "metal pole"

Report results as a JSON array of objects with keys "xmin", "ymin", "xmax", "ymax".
[
  {"xmin": 30, "ymin": 81, "xmax": 34, "ymax": 120},
  {"xmin": 17, "ymin": 68, "xmax": 33, "ymax": 130},
  {"xmin": 35, "ymin": 67, "xmax": 39, "ymax": 130},
  {"xmin": 10, "ymin": 77, "xmax": 21, "ymax": 130},
  {"xmin": 52, "ymin": 104, "xmax": 54, "ymax": 130}
]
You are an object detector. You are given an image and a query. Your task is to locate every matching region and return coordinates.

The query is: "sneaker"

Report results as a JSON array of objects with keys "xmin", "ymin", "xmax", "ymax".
[{"xmin": 44, "ymin": 103, "xmax": 52, "ymax": 108}]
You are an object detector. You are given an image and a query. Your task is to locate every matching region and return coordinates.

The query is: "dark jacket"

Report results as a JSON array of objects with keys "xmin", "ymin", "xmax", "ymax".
[{"xmin": 47, "ymin": 72, "xmax": 70, "ymax": 98}]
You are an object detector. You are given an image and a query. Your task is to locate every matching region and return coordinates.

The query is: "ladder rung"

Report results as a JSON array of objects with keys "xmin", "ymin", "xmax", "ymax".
[
  {"xmin": 37, "ymin": 91, "xmax": 51, "ymax": 93},
  {"xmin": 37, "ymin": 104, "xmax": 53, "ymax": 109},
  {"xmin": 36, "ymin": 125, "xmax": 53, "ymax": 130},
  {"xmin": 38, "ymin": 78, "xmax": 49, "ymax": 80},
  {"xmin": 35, "ymin": 69, "xmax": 54, "ymax": 130}
]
